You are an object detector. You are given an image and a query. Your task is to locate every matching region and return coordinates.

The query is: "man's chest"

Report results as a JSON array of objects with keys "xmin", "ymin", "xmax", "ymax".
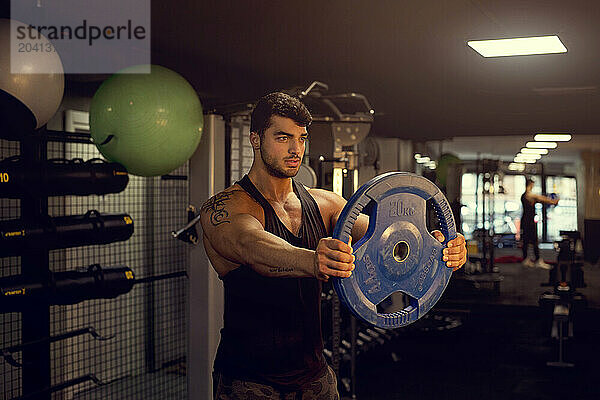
[{"xmin": 266, "ymin": 195, "xmax": 333, "ymax": 236}]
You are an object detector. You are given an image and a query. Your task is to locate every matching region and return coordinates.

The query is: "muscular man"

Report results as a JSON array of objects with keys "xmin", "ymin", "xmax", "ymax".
[
  {"xmin": 520, "ymin": 177, "xmax": 559, "ymax": 269},
  {"xmin": 201, "ymin": 92, "xmax": 467, "ymax": 400}
]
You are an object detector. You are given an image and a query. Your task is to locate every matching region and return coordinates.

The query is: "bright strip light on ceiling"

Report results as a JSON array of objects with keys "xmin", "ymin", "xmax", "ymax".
[
  {"xmin": 517, "ymin": 152, "xmax": 542, "ymax": 158},
  {"xmin": 508, "ymin": 163, "xmax": 526, "ymax": 171},
  {"xmin": 515, "ymin": 155, "xmax": 540, "ymax": 161},
  {"xmin": 526, "ymin": 141, "xmax": 557, "ymax": 149},
  {"xmin": 516, "ymin": 153, "xmax": 542, "ymax": 160},
  {"xmin": 520, "ymin": 147, "xmax": 548, "ymax": 155},
  {"xmin": 515, "ymin": 153, "xmax": 542, "ymax": 160},
  {"xmin": 467, "ymin": 35, "xmax": 567, "ymax": 57},
  {"xmin": 513, "ymin": 157, "xmax": 537, "ymax": 164},
  {"xmin": 534, "ymin": 133, "xmax": 572, "ymax": 142}
]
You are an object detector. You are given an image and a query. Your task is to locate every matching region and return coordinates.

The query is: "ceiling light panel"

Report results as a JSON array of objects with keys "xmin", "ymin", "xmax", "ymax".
[
  {"xmin": 467, "ymin": 35, "xmax": 567, "ymax": 57},
  {"xmin": 526, "ymin": 141, "xmax": 557, "ymax": 149},
  {"xmin": 534, "ymin": 133, "xmax": 572, "ymax": 142}
]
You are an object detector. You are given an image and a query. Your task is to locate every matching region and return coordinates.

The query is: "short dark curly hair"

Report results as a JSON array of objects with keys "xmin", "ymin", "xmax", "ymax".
[{"xmin": 250, "ymin": 92, "xmax": 312, "ymax": 137}]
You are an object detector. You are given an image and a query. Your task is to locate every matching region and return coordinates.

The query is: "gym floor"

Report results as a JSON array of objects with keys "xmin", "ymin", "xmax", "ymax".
[{"xmin": 351, "ymin": 248, "xmax": 600, "ymax": 400}]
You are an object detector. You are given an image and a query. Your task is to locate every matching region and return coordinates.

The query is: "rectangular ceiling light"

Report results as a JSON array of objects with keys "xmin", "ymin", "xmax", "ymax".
[
  {"xmin": 534, "ymin": 133, "xmax": 572, "ymax": 142},
  {"xmin": 526, "ymin": 141, "xmax": 557, "ymax": 149},
  {"xmin": 515, "ymin": 153, "xmax": 542, "ymax": 160},
  {"xmin": 467, "ymin": 35, "xmax": 567, "ymax": 57},
  {"xmin": 514, "ymin": 155, "xmax": 538, "ymax": 162},
  {"xmin": 521, "ymin": 147, "xmax": 548, "ymax": 155},
  {"xmin": 516, "ymin": 153, "xmax": 541, "ymax": 160},
  {"xmin": 508, "ymin": 163, "xmax": 526, "ymax": 171}
]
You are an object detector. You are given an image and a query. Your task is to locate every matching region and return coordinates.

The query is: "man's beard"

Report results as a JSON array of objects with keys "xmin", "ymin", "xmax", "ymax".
[{"xmin": 261, "ymin": 150, "xmax": 299, "ymax": 179}]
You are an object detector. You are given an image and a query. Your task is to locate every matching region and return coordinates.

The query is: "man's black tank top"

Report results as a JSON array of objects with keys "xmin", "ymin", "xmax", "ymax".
[
  {"xmin": 213, "ymin": 175, "xmax": 328, "ymax": 389},
  {"xmin": 521, "ymin": 192, "xmax": 536, "ymax": 233}
]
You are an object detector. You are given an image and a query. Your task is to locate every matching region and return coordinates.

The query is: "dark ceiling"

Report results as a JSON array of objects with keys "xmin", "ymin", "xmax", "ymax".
[
  {"xmin": 3, "ymin": 1, "xmax": 598, "ymax": 141},
  {"xmin": 148, "ymin": 0, "xmax": 600, "ymax": 140}
]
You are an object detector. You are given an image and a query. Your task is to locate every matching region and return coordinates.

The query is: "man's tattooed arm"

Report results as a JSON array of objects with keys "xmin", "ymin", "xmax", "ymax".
[
  {"xmin": 201, "ymin": 192, "xmax": 234, "ymax": 226},
  {"xmin": 199, "ymin": 190, "xmax": 317, "ymax": 280}
]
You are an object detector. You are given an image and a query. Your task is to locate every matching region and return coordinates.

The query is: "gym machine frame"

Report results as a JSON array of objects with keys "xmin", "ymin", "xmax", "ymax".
[
  {"xmin": 539, "ymin": 231, "xmax": 587, "ymax": 368},
  {"xmin": 299, "ymin": 82, "xmax": 373, "ymax": 399},
  {"xmin": 461, "ymin": 159, "xmax": 503, "ymax": 294}
]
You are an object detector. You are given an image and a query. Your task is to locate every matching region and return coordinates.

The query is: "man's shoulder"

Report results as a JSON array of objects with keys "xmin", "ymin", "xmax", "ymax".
[
  {"xmin": 201, "ymin": 185, "xmax": 262, "ymax": 218},
  {"xmin": 523, "ymin": 191, "xmax": 538, "ymax": 203},
  {"xmin": 307, "ymin": 187, "xmax": 346, "ymax": 212},
  {"xmin": 307, "ymin": 187, "xmax": 342, "ymax": 202}
]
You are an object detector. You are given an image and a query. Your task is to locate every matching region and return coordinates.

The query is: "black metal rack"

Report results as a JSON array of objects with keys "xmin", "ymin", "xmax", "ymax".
[
  {"xmin": 1, "ymin": 127, "xmax": 189, "ymax": 399},
  {"xmin": 19, "ymin": 133, "xmax": 51, "ymax": 398}
]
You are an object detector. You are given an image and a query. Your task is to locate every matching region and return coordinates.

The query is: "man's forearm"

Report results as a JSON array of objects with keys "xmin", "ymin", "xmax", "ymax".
[{"xmin": 240, "ymin": 230, "xmax": 316, "ymax": 278}]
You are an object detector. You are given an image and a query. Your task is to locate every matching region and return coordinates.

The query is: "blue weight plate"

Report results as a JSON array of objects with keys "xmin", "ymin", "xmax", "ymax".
[
  {"xmin": 548, "ymin": 193, "xmax": 558, "ymax": 208},
  {"xmin": 332, "ymin": 172, "xmax": 456, "ymax": 329}
]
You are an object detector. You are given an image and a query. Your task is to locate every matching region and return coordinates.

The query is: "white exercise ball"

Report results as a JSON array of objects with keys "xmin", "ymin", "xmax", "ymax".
[{"xmin": 0, "ymin": 18, "xmax": 64, "ymax": 132}]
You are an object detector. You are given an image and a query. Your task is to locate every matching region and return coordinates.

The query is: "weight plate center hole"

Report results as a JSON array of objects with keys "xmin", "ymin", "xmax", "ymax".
[{"xmin": 393, "ymin": 241, "xmax": 409, "ymax": 263}]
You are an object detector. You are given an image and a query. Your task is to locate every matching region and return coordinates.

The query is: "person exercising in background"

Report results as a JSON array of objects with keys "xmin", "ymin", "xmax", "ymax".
[
  {"xmin": 521, "ymin": 177, "xmax": 559, "ymax": 269},
  {"xmin": 200, "ymin": 92, "xmax": 467, "ymax": 400}
]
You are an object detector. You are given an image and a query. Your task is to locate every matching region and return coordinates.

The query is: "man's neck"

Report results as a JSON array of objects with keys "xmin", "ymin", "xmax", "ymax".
[{"xmin": 247, "ymin": 167, "xmax": 294, "ymax": 202}]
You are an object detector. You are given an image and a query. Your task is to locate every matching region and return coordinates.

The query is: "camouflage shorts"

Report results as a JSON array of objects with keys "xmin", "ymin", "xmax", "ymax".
[{"xmin": 213, "ymin": 365, "xmax": 339, "ymax": 400}]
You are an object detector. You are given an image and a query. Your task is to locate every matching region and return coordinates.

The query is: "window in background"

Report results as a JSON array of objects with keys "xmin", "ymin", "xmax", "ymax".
[
  {"xmin": 461, "ymin": 172, "xmax": 577, "ymax": 243},
  {"xmin": 494, "ymin": 175, "xmax": 526, "ymax": 236},
  {"xmin": 546, "ymin": 176, "xmax": 578, "ymax": 241},
  {"xmin": 461, "ymin": 173, "xmax": 545, "ymax": 239},
  {"xmin": 460, "ymin": 173, "xmax": 480, "ymax": 238}
]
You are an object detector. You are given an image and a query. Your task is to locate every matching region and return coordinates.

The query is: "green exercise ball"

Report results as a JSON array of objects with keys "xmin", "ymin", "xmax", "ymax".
[{"xmin": 89, "ymin": 65, "xmax": 203, "ymax": 177}]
